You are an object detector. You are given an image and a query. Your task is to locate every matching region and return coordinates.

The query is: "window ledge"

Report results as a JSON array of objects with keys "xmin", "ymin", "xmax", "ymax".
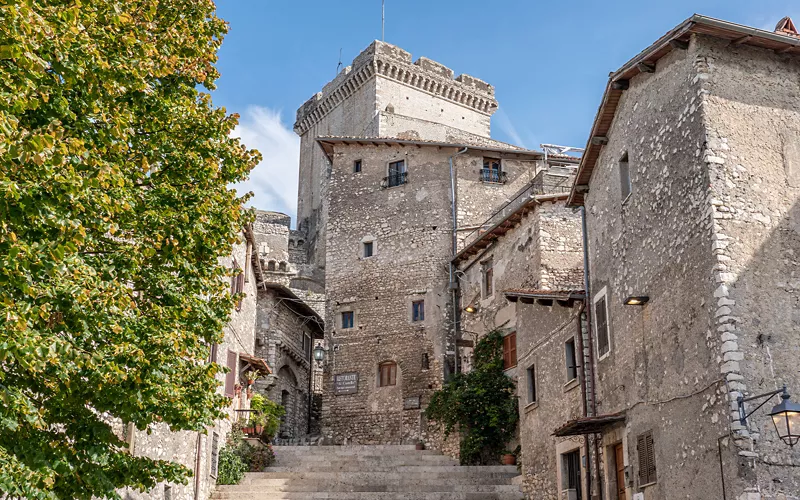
[
  {"xmin": 641, "ymin": 481, "xmax": 657, "ymax": 488},
  {"xmin": 524, "ymin": 402, "xmax": 539, "ymax": 413},
  {"xmin": 564, "ymin": 378, "xmax": 580, "ymax": 393}
]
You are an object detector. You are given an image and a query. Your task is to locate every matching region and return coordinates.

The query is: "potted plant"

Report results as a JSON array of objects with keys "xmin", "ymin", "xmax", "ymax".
[
  {"xmin": 246, "ymin": 370, "xmax": 259, "ymax": 386},
  {"xmin": 501, "ymin": 449, "xmax": 517, "ymax": 465},
  {"xmin": 415, "ymin": 440, "xmax": 425, "ymax": 451}
]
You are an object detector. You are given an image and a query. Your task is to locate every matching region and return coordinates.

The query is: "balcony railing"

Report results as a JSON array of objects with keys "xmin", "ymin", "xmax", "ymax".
[
  {"xmin": 457, "ymin": 171, "xmax": 575, "ymax": 253},
  {"xmin": 480, "ymin": 168, "xmax": 507, "ymax": 184},
  {"xmin": 383, "ymin": 171, "xmax": 408, "ymax": 188}
]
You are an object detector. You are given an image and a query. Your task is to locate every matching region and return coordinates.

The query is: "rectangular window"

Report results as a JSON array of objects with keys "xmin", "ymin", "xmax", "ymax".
[
  {"xmin": 562, "ymin": 450, "xmax": 582, "ymax": 500},
  {"xmin": 303, "ymin": 333, "xmax": 312, "ymax": 357},
  {"xmin": 341, "ymin": 311, "xmax": 354, "ymax": 329},
  {"xmin": 527, "ymin": 364, "xmax": 537, "ymax": 404},
  {"xmin": 502, "ymin": 332, "xmax": 517, "ymax": 369},
  {"xmin": 619, "ymin": 152, "xmax": 631, "ymax": 201},
  {"xmin": 594, "ymin": 289, "xmax": 611, "ymax": 358},
  {"xmin": 224, "ymin": 351, "xmax": 237, "ymax": 397},
  {"xmin": 379, "ymin": 362, "xmax": 397, "ymax": 387},
  {"xmin": 210, "ymin": 433, "xmax": 219, "ymax": 478},
  {"xmin": 363, "ymin": 241, "xmax": 374, "ymax": 258},
  {"xmin": 387, "ymin": 160, "xmax": 407, "ymax": 187},
  {"xmin": 482, "ymin": 258, "xmax": 494, "ymax": 297},
  {"xmin": 421, "ymin": 352, "xmax": 430, "ymax": 370},
  {"xmin": 565, "ymin": 338, "xmax": 578, "ymax": 381},
  {"xmin": 354, "ymin": 159, "xmax": 362, "ymax": 173},
  {"xmin": 412, "ymin": 300, "xmax": 425, "ymax": 322},
  {"xmin": 637, "ymin": 431, "xmax": 657, "ymax": 486},
  {"xmin": 481, "ymin": 158, "xmax": 504, "ymax": 183}
]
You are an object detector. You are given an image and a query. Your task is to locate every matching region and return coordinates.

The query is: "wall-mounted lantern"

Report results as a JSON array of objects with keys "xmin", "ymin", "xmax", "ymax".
[
  {"xmin": 739, "ymin": 386, "xmax": 800, "ymax": 447},
  {"xmin": 313, "ymin": 344, "xmax": 326, "ymax": 366},
  {"xmin": 464, "ymin": 304, "xmax": 478, "ymax": 314},
  {"xmin": 624, "ymin": 296, "xmax": 649, "ymax": 306}
]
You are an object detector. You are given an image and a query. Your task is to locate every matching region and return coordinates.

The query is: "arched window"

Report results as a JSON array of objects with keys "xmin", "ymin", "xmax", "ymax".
[
  {"xmin": 267, "ymin": 260, "xmax": 276, "ymax": 271},
  {"xmin": 279, "ymin": 261, "xmax": 288, "ymax": 272},
  {"xmin": 378, "ymin": 361, "xmax": 397, "ymax": 387}
]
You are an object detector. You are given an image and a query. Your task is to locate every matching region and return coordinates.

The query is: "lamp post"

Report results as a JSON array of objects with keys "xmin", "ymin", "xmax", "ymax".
[
  {"xmin": 307, "ymin": 343, "xmax": 326, "ymax": 436},
  {"xmin": 738, "ymin": 385, "xmax": 800, "ymax": 447}
]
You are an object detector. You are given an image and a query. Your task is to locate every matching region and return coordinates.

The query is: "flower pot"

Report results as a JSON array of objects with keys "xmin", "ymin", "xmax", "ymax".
[
  {"xmin": 243, "ymin": 426, "xmax": 254, "ymax": 435},
  {"xmin": 255, "ymin": 425, "xmax": 264, "ymax": 435},
  {"xmin": 502, "ymin": 454, "xmax": 516, "ymax": 465},
  {"xmin": 415, "ymin": 442, "xmax": 425, "ymax": 450}
]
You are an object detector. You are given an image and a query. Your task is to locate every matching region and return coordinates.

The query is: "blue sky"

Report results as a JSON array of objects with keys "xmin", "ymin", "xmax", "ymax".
[{"xmin": 215, "ymin": 0, "xmax": 798, "ymax": 220}]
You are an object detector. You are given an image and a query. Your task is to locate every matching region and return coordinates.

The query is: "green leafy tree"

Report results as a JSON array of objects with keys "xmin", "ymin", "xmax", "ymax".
[
  {"xmin": 425, "ymin": 330, "xmax": 519, "ymax": 465},
  {"xmin": 0, "ymin": 1, "xmax": 260, "ymax": 498}
]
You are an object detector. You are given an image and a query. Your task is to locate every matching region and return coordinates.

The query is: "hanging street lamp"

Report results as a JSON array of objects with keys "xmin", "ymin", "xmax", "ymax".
[{"xmin": 738, "ymin": 385, "xmax": 800, "ymax": 447}]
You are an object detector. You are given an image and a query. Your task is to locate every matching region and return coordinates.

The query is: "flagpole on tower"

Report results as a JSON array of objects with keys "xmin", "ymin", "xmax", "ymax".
[{"xmin": 382, "ymin": 0, "xmax": 385, "ymax": 41}]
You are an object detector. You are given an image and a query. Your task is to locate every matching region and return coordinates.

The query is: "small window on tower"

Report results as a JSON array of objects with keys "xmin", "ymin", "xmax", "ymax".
[
  {"xmin": 341, "ymin": 311, "xmax": 354, "ymax": 329},
  {"xmin": 412, "ymin": 300, "xmax": 425, "ymax": 322},
  {"xmin": 482, "ymin": 258, "xmax": 494, "ymax": 297},
  {"xmin": 354, "ymin": 159, "xmax": 362, "ymax": 173},
  {"xmin": 363, "ymin": 241, "xmax": 374, "ymax": 258}
]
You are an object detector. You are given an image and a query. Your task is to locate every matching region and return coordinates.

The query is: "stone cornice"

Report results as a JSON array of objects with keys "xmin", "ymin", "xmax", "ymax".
[{"xmin": 294, "ymin": 54, "xmax": 498, "ymax": 136}]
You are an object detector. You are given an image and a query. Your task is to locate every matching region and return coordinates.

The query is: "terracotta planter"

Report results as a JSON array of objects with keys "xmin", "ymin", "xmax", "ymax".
[
  {"xmin": 501, "ymin": 454, "xmax": 516, "ymax": 465},
  {"xmin": 415, "ymin": 442, "xmax": 425, "ymax": 451},
  {"xmin": 243, "ymin": 426, "xmax": 254, "ymax": 435},
  {"xmin": 255, "ymin": 425, "xmax": 264, "ymax": 435}
]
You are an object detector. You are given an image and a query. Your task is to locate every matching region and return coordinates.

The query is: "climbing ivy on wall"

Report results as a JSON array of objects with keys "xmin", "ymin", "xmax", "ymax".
[{"xmin": 425, "ymin": 330, "xmax": 519, "ymax": 465}]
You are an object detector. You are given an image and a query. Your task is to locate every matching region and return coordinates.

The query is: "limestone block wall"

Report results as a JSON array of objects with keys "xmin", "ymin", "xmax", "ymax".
[
  {"xmin": 294, "ymin": 40, "xmax": 500, "ymax": 284},
  {"xmin": 697, "ymin": 35, "xmax": 800, "ymax": 499},
  {"xmin": 515, "ymin": 301, "xmax": 586, "ymax": 500},
  {"xmin": 583, "ymin": 39, "xmax": 726, "ymax": 500},
  {"xmin": 254, "ymin": 289, "xmax": 315, "ymax": 439}
]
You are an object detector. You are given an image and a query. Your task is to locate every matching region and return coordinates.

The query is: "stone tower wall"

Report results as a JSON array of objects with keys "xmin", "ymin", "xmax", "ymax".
[{"xmin": 294, "ymin": 41, "xmax": 499, "ymax": 284}]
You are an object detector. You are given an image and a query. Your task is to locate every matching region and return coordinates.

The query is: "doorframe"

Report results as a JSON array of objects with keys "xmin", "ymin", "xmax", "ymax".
[{"xmin": 602, "ymin": 426, "xmax": 632, "ymax": 500}]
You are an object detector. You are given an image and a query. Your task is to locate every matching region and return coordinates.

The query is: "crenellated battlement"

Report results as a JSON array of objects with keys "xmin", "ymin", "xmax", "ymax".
[{"xmin": 294, "ymin": 40, "xmax": 498, "ymax": 135}]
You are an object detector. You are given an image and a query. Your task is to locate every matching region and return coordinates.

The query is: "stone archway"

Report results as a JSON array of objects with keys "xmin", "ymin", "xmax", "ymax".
[{"xmin": 276, "ymin": 365, "xmax": 300, "ymax": 438}]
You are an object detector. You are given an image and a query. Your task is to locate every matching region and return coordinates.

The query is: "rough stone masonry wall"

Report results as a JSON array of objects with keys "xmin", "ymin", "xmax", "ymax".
[
  {"xmin": 584, "ymin": 39, "xmax": 729, "ymax": 500},
  {"xmin": 294, "ymin": 40, "xmax": 499, "ymax": 285},
  {"xmin": 515, "ymin": 301, "xmax": 586, "ymax": 500},
  {"xmin": 321, "ymin": 142, "xmax": 530, "ymax": 446},
  {"xmin": 697, "ymin": 35, "xmax": 800, "ymax": 500},
  {"xmin": 119, "ymin": 238, "xmax": 259, "ymax": 500}
]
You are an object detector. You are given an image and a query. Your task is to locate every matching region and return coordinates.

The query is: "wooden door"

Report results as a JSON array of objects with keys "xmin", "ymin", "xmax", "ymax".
[{"xmin": 614, "ymin": 443, "xmax": 626, "ymax": 500}]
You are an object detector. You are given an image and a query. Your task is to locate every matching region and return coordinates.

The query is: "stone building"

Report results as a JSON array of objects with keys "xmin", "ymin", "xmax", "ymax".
[
  {"xmin": 568, "ymin": 15, "xmax": 800, "ymax": 500},
  {"xmin": 453, "ymin": 161, "xmax": 590, "ymax": 497},
  {"xmin": 317, "ymin": 136, "xmax": 547, "ymax": 444},
  {"xmin": 249, "ymin": 210, "xmax": 325, "ymax": 441},
  {"xmin": 294, "ymin": 40, "xmax": 506, "ymax": 285}
]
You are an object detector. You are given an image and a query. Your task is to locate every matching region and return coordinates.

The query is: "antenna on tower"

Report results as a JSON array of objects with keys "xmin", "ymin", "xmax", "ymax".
[
  {"xmin": 381, "ymin": 0, "xmax": 385, "ymax": 41},
  {"xmin": 336, "ymin": 48, "xmax": 342, "ymax": 76}
]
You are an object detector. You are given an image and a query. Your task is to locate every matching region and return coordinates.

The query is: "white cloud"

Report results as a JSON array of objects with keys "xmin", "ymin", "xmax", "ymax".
[
  {"xmin": 232, "ymin": 107, "xmax": 300, "ymax": 222},
  {"xmin": 493, "ymin": 106, "xmax": 528, "ymax": 148}
]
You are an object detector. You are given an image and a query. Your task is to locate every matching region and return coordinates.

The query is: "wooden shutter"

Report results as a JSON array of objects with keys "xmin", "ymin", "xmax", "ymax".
[
  {"xmin": 503, "ymin": 333, "xmax": 517, "ymax": 369},
  {"xmin": 379, "ymin": 362, "xmax": 397, "ymax": 387},
  {"xmin": 637, "ymin": 431, "xmax": 656, "ymax": 485},
  {"xmin": 224, "ymin": 350, "xmax": 237, "ymax": 397},
  {"xmin": 595, "ymin": 295, "xmax": 610, "ymax": 356}
]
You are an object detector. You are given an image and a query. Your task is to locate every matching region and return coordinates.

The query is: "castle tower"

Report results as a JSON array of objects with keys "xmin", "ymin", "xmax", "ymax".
[{"xmin": 294, "ymin": 41, "xmax": 500, "ymax": 282}]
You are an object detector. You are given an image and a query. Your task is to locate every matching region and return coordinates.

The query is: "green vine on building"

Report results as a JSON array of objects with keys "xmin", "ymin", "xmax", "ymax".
[{"xmin": 425, "ymin": 330, "xmax": 519, "ymax": 465}]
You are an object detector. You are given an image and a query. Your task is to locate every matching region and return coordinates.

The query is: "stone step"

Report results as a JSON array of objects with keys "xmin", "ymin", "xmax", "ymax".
[
  {"xmin": 239, "ymin": 468, "xmax": 519, "ymax": 482},
  {"xmin": 273, "ymin": 445, "xmax": 419, "ymax": 452},
  {"xmin": 218, "ymin": 482, "xmax": 521, "ymax": 492},
  {"xmin": 211, "ymin": 492, "xmax": 523, "ymax": 500},
  {"xmin": 273, "ymin": 457, "xmax": 458, "ymax": 466}
]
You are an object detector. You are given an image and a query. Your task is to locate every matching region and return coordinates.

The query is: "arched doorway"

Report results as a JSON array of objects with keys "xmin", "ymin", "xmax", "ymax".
[{"xmin": 276, "ymin": 365, "xmax": 300, "ymax": 438}]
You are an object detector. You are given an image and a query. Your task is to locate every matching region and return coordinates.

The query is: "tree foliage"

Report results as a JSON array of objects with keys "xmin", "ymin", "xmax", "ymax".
[
  {"xmin": 425, "ymin": 330, "xmax": 519, "ymax": 465},
  {"xmin": 0, "ymin": 1, "xmax": 260, "ymax": 498}
]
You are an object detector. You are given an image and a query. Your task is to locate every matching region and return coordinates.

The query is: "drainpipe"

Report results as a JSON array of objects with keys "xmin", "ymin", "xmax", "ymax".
[
  {"xmin": 307, "ymin": 336, "xmax": 313, "ymax": 435},
  {"xmin": 581, "ymin": 206, "xmax": 603, "ymax": 500},
  {"xmin": 575, "ymin": 301, "xmax": 592, "ymax": 500},
  {"xmin": 193, "ymin": 431, "xmax": 203, "ymax": 500},
  {"xmin": 449, "ymin": 147, "xmax": 468, "ymax": 377}
]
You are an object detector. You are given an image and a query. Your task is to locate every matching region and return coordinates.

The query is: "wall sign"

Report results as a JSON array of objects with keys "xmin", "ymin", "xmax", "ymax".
[
  {"xmin": 403, "ymin": 396, "xmax": 421, "ymax": 410},
  {"xmin": 334, "ymin": 372, "xmax": 358, "ymax": 395}
]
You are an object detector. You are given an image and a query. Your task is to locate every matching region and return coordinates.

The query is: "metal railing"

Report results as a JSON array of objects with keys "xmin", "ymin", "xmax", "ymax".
[
  {"xmin": 383, "ymin": 171, "xmax": 408, "ymax": 188},
  {"xmin": 480, "ymin": 168, "xmax": 507, "ymax": 184},
  {"xmin": 457, "ymin": 171, "xmax": 575, "ymax": 253}
]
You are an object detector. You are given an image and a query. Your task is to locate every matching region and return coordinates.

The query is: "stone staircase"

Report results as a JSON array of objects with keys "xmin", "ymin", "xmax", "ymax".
[{"xmin": 212, "ymin": 444, "xmax": 524, "ymax": 500}]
